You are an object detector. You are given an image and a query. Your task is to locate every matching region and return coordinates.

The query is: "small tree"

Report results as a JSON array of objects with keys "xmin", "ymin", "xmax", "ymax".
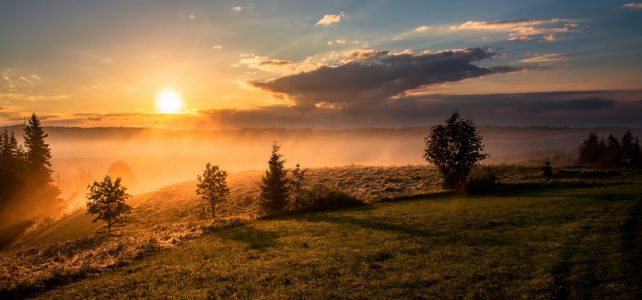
[
  {"xmin": 196, "ymin": 163, "xmax": 230, "ymax": 219},
  {"xmin": 260, "ymin": 141, "xmax": 289, "ymax": 213},
  {"xmin": 424, "ymin": 111, "xmax": 488, "ymax": 189},
  {"xmin": 542, "ymin": 159, "xmax": 553, "ymax": 178},
  {"xmin": 86, "ymin": 176, "xmax": 132, "ymax": 233},
  {"xmin": 290, "ymin": 164, "xmax": 308, "ymax": 211}
]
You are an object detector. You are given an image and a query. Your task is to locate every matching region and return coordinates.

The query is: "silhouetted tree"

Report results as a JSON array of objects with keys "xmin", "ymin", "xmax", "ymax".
[
  {"xmin": 196, "ymin": 163, "xmax": 230, "ymax": 219},
  {"xmin": 605, "ymin": 134, "xmax": 622, "ymax": 168},
  {"xmin": 542, "ymin": 159, "xmax": 553, "ymax": 178},
  {"xmin": 424, "ymin": 111, "xmax": 488, "ymax": 189},
  {"xmin": 24, "ymin": 113, "xmax": 53, "ymax": 182},
  {"xmin": 290, "ymin": 164, "xmax": 307, "ymax": 211},
  {"xmin": 578, "ymin": 132, "xmax": 606, "ymax": 167},
  {"xmin": 260, "ymin": 141, "xmax": 289, "ymax": 213},
  {"xmin": 621, "ymin": 130, "xmax": 641, "ymax": 169},
  {"xmin": 86, "ymin": 176, "xmax": 132, "ymax": 233},
  {"xmin": 0, "ymin": 130, "xmax": 26, "ymax": 209}
]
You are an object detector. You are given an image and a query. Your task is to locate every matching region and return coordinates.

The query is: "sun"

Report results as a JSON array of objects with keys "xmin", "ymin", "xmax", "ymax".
[{"xmin": 156, "ymin": 89, "xmax": 183, "ymax": 113}]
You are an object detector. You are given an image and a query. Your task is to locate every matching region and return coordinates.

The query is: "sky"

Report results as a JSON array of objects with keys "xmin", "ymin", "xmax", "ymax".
[{"xmin": 1, "ymin": 0, "xmax": 642, "ymax": 128}]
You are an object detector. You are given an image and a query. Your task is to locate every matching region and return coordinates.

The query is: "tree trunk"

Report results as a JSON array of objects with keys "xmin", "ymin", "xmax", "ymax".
[
  {"xmin": 108, "ymin": 218, "xmax": 111, "ymax": 233},
  {"xmin": 210, "ymin": 197, "xmax": 215, "ymax": 220}
]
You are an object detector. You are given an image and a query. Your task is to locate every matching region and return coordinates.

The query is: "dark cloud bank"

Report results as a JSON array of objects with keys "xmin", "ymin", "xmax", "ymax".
[
  {"xmin": 201, "ymin": 90, "xmax": 642, "ymax": 128},
  {"xmin": 253, "ymin": 48, "xmax": 518, "ymax": 110},
  {"xmin": 233, "ymin": 48, "xmax": 641, "ymax": 128}
]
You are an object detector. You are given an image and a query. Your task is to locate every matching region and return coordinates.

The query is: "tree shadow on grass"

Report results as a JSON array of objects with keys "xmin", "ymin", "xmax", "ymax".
[{"xmin": 219, "ymin": 226, "xmax": 279, "ymax": 249}]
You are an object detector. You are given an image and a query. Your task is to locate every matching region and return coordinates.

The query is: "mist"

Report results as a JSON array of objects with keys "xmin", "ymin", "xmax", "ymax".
[{"xmin": 2, "ymin": 125, "xmax": 641, "ymax": 219}]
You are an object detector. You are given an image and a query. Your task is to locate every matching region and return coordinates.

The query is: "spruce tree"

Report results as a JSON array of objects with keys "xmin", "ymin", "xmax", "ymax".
[
  {"xmin": 23, "ymin": 113, "xmax": 53, "ymax": 182},
  {"xmin": 260, "ymin": 141, "xmax": 289, "ymax": 213},
  {"xmin": 605, "ymin": 134, "xmax": 622, "ymax": 168}
]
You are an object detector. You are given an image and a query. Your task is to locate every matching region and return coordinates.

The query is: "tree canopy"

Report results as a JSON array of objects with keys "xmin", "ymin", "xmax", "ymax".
[
  {"xmin": 86, "ymin": 176, "xmax": 132, "ymax": 233},
  {"xmin": 196, "ymin": 163, "xmax": 230, "ymax": 219},
  {"xmin": 424, "ymin": 111, "xmax": 488, "ymax": 189}
]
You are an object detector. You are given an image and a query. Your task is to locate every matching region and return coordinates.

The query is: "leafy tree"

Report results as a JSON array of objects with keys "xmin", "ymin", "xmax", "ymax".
[
  {"xmin": 196, "ymin": 163, "xmax": 230, "ymax": 219},
  {"xmin": 423, "ymin": 111, "xmax": 488, "ymax": 189},
  {"xmin": 260, "ymin": 141, "xmax": 289, "ymax": 213},
  {"xmin": 578, "ymin": 132, "xmax": 606, "ymax": 167},
  {"xmin": 23, "ymin": 113, "xmax": 53, "ymax": 182},
  {"xmin": 86, "ymin": 176, "xmax": 132, "ymax": 233},
  {"xmin": 605, "ymin": 134, "xmax": 622, "ymax": 168},
  {"xmin": 290, "ymin": 164, "xmax": 307, "ymax": 211}
]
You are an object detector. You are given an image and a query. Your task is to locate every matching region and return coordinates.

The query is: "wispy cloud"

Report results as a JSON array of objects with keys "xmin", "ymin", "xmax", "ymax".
[
  {"xmin": 232, "ymin": 6, "xmax": 242, "ymax": 13},
  {"xmin": 415, "ymin": 25, "xmax": 431, "ymax": 32},
  {"xmin": 316, "ymin": 12, "xmax": 346, "ymax": 26},
  {"xmin": 327, "ymin": 39, "xmax": 367, "ymax": 47},
  {"xmin": 622, "ymin": 3, "xmax": 642, "ymax": 9},
  {"xmin": 239, "ymin": 54, "xmax": 294, "ymax": 73},
  {"xmin": 212, "ymin": 44, "xmax": 223, "ymax": 50},
  {"xmin": 521, "ymin": 53, "xmax": 570, "ymax": 63},
  {"xmin": 449, "ymin": 18, "xmax": 581, "ymax": 42}
]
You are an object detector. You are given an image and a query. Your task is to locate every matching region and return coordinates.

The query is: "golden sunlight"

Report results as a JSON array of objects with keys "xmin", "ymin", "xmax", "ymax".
[{"xmin": 156, "ymin": 89, "xmax": 183, "ymax": 113}]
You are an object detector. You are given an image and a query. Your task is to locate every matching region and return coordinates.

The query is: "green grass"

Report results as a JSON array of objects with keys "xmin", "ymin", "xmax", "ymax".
[{"xmin": 36, "ymin": 178, "xmax": 642, "ymax": 299}]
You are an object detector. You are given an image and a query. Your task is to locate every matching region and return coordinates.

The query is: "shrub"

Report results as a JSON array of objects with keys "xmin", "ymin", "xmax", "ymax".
[
  {"xmin": 542, "ymin": 159, "xmax": 553, "ymax": 178},
  {"xmin": 297, "ymin": 185, "xmax": 364, "ymax": 212},
  {"xmin": 466, "ymin": 167, "xmax": 498, "ymax": 194}
]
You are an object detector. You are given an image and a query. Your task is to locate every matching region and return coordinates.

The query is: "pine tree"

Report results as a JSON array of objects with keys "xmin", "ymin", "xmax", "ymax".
[
  {"xmin": 621, "ymin": 130, "xmax": 640, "ymax": 169},
  {"xmin": 578, "ymin": 132, "xmax": 606, "ymax": 167},
  {"xmin": 23, "ymin": 113, "xmax": 53, "ymax": 182},
  {"xmin": 605, "ymin": 134, "xmax": 622, "ymax": 168},
  {"xmin": 260, "ymin": 141, "xmax": 289, "ymax": 213}
]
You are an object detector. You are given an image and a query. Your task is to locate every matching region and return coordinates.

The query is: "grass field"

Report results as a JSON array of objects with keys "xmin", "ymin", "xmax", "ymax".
[{"xmin": 32, "ymin": 172, "xmax": 642, "ymax": 299}]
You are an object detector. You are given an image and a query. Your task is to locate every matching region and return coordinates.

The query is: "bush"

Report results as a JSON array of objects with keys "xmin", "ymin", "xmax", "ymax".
[
  {"xmin": 297, "ymin": 185, "xmax": 364, "ymax": 212},
  {"xmin": 466, "ymin": 167, "xmax": 498, "ymax": 194},
  {"xmin": 542, "ymin": 159, "xmax": 553, "ymax": 178}
]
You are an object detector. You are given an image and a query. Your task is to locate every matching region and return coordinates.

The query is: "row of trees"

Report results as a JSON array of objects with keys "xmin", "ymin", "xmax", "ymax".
[
  {"xmin": 578, "ymin": 131, "xmax": 642, "ymax": 169},
  {"xmin": 0, "ymin": 114, "xmax": 62, "ymax": 224},
  {"xmin": 195, "ymin": 142, "xmax": 310, "ymax": 218}
]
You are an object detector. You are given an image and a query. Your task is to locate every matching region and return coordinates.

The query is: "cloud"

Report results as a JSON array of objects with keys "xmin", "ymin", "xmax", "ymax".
[
  {"xmin": 212, "ymin": 44, "xmax": 223, "ymax": 50},
  {"xmin": 623, "ymin": 3, "xmax": 642, "ymax": 9},
  {"xmin": 521, "ymin": 53, "xmax": 570, "ymax": 63},
  {"xmin": 316, "ymin": 12, "xmax": 346, "ymax": 26},
  {"xmin": 232, "ymin": 6, "xmax": 242, "ymax": 13},
  {"xmin": 415, "ymin": 26, "xmax": 431, "ymax": 32},
  {"xmin": 183, "ymin": 90, "xmax": 639, "ymax": 129},
  {"xmin": 239, "ymin": 54, "xmax": 294, "ymax": 73},
  {"xmin": 252, "ymin": 48, "xmax": 519, "ymax": 110},
  {"xmin": 327, "ymin": 39, "xmax": 367, "ymax": 47},
  {"xmin": 449, "ymin": 18, "xmax": 581, "ymax": 42}
]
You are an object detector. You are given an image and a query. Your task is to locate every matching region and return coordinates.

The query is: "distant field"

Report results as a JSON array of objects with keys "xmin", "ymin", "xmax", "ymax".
[{"xmin": 31, "ymin": 171, "xmax": 642, "ymax": 298}]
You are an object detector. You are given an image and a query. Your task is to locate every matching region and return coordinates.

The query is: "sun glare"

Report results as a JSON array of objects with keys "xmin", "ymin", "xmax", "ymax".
[{"xmin": 156, "ymin": 89, "xmax": 183, "ymax": 113}]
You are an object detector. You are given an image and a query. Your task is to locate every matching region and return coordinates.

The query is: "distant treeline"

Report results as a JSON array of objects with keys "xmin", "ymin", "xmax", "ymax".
[
  {"xmin": 0, "ymin": 114, "xmax": 61, "ymax": 225},
  {"xmin": 578, "ymin": 130, "xmax": 642, "ymax": 169}
]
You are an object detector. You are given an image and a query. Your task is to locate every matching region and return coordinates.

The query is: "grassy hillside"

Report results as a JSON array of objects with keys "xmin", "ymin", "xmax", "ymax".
[{"xmin": 35, "ymin": 175, "xmax": 642, "ymax": 298}]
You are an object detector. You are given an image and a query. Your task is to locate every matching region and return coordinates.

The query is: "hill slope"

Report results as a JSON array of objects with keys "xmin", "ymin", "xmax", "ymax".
[{"xmin": 36, "ymin": 176, "xmax": 642, "ymax": 298}]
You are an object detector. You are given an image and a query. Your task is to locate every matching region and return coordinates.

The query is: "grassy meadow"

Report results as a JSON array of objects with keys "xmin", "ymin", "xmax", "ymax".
[{"xmin": 0, "ymin": 166, "xmax": 638, "ymax": 298}]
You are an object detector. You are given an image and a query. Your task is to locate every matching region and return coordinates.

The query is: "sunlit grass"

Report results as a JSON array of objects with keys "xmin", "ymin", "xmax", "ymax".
[{"xmin": 32, "ymin": 173, "xmax": 642, "ymax": 298}]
